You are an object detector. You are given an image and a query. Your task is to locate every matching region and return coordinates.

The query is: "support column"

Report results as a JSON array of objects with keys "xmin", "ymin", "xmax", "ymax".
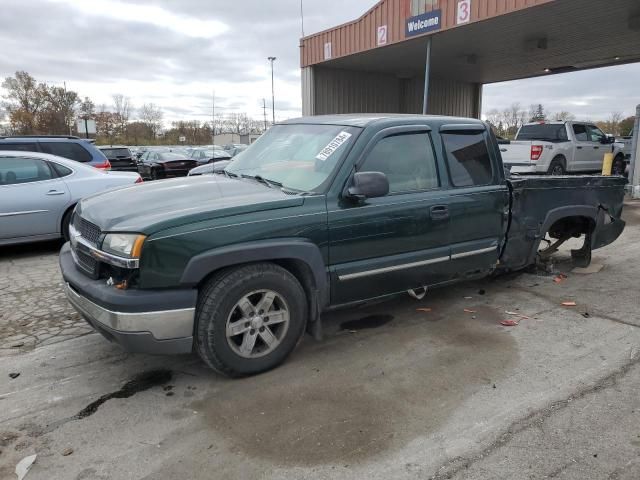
[
  {"xmin": 422, "ymin": 37, "xmax": 432, "ymax": 115},
  {"xmin": 630, "ymin": 105, "xmax": 640, "ymax": 199}
]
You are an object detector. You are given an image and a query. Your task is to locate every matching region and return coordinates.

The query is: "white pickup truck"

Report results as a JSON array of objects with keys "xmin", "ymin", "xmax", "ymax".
[{"xmin": 500, "ymin": 121, "xmax": 626, "ymax": 176}]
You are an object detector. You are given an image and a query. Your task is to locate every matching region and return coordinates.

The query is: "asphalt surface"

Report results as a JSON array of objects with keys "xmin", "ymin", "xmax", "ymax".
[{"xmin": 1, "ymin": 201, "xmax": 639, "ymax": 480}]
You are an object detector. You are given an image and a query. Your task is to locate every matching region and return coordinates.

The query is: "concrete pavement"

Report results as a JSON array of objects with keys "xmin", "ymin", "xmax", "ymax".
[{"xmin": 1, "ymin": 202, "xmax": 639, "ymax": 480}]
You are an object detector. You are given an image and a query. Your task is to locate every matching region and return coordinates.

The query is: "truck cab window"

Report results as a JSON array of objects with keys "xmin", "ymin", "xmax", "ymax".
[
  {"xmin": 572, "ymin": 124, "xmax": 589, "ymax": 141},
  {"xmin": 442, "ymin": 132, "xmax": 493, "ymax": 187},
  {"xmin": 359, "ymin": 133, "xmax": 439, "ymax": 193}
]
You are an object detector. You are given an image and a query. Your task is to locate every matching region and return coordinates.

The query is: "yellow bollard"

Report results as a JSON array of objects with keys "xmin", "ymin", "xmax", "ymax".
[{"xmin": 602, "ymin": 152, "xmax": 614, "ymax": 176}]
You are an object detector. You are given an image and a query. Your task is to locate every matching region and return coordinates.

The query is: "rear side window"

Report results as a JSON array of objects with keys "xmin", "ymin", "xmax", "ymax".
[
  {"xmin": 0, "ymin": 157, "xmax": 53, "ymax": 185},
  {"xmin": 0, "ymin": 142, "xmax": 38, "ymax": 152},
  {"xmin": 40, "ymin": 142, "xmax": 92, "ymax": 162},
  {"xmin": 359, "ymin": 132, "xmax": 439, "ymax": 193},
  {"xmin": 572, "ymin": 125, "xmax": 589, "ymax": 141},
  {"xmin": 51, "ymin": 162, "xmax": 73, "ymax": 177},
  {"xmin": 442, "ymin": 132, "xmax": 493, "ymax": 187}
]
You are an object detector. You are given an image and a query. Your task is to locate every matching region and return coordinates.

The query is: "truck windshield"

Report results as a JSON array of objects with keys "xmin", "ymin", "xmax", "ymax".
[
  {"xmin": 517, "ymin": 124, "xmax": 569, "ymax": 142},
  {"xmin": 226, "ymin": 124, "xmax": 360, "ymax": 192}
]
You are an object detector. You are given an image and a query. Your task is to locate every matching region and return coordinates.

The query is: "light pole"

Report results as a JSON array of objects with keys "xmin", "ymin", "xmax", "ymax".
[{"xmin": 268, "ymin": 56, "xmax": 276, "ymax": 125}]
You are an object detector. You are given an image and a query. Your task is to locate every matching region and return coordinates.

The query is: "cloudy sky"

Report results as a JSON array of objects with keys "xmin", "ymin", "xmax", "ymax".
[{"xmin": 1, "ymin": 0, "xmax": 638, "ymax": 125}]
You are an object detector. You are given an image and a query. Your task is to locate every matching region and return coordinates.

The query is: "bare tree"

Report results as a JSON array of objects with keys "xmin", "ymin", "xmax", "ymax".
[
  {"xmin": 552, "ymin": 111, "xmax": 575, "ymax": 122},
  {"xmin": 139, "ymin": 103, "xmax": 163, "ymax": 138},
  {"xmin": 607, "ymin": 111, "xmax": 623, "ymax": 136},
  {"xmin": 113, "ymin": 94, "xmax": 133, "ymax": 138}
]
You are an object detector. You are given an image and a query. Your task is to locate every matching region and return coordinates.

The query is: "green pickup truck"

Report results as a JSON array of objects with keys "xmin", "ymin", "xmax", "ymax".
[{"xmin": 60, "ymin": 115, "xmax": 626, "ymax": 376}]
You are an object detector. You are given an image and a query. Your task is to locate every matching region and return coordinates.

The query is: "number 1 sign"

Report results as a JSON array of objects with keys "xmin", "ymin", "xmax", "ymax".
[{"xmin": 457, "ymin": 0, "xmax": 471, "ymax": 24}]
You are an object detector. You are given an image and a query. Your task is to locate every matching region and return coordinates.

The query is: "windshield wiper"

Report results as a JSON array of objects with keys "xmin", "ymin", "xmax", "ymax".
[{"xmin": 241, "ymin": 174, "xmax": 282, "ymax": 189}]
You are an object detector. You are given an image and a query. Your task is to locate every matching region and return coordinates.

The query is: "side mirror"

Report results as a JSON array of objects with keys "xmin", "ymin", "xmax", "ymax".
[{"xmin": 347, "ymin": 171, "xmax": 389, "ymax": 200}]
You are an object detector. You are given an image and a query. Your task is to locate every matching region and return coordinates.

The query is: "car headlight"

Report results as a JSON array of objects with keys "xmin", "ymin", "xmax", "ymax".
[{"xmin": 102, "ymin": 233, "xmax": 146, "ymax": 259}]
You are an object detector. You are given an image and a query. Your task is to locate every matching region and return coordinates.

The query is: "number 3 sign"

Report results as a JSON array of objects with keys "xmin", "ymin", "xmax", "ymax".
[{"xmin": 457, "ymin": 0, "xmax": 471, "ymax": 24}]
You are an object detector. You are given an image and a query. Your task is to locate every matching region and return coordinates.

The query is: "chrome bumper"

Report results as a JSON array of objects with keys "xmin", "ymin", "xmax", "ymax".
[{"xmin": 63, "ymin": 282, "xmax": 195, "ymax": 340}]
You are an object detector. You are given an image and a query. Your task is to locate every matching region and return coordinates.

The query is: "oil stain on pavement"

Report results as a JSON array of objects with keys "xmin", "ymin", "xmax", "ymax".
[{"xmin": 192, "ymin": 296, "xmax": 519, "ymax": 466}]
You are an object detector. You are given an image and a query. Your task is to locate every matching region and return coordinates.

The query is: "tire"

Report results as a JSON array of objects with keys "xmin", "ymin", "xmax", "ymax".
[
  {"xmin": 61, "ymin": 208, "xmax": 73, "ymax": 241},
  {"xmin": 195, "ymin": 263, "xmax": 308, "ymax": 377},
  {"xmin": 547, "ymin": 157, "xmax": 566, "ymax": 176},
  {"xmin": 612, "ymin": 154, "xmax": 626, "ymax": 176}
]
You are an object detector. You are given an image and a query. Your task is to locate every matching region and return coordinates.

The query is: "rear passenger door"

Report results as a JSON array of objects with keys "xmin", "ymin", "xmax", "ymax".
[
  {"xmin": 328, "ymin": 127, "xmax": 452, "ymax": 304},
  {"xmin": 440, "ymin": 125, "xmax": 507, "ymax": 277},
  {"xmin": 571, "ymin": 124, "xmax": 593, "ymax": 172}
]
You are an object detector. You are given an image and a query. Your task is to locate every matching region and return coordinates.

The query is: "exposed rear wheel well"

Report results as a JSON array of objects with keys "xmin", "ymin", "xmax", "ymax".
[{"xmin": 547, "ymin": 215, "xmax": 595, "ymax": 240}]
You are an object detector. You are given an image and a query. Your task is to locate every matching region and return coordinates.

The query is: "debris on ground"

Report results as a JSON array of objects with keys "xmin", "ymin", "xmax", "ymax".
[
  {"xmin": 572, "ymin": 263, "xmax": 604, "ymax": 275},
  {"xmin": 464, "ymin": 296, "xmax": 473, "ymax": 300},
  {"xmin": 9, "ymin": 373, "xmax": 20, "ymax": 379},
  {"xmin": 11, "ymin": 342, "xmax": 25, "ymax": 348},
  {"xmin": 15, "ymin": 454, "xmax": 37, "ymax": 480},
  {"xmin": 582, "ymin": 312, "xmax": 591, "ymax": 318},
  {"xmin": 553, "ymin": 273, "xmax": 568, "ymax": 284},
  {"xmin": 416, "ymin": 308, "xmax": 432, "ymax": 313},
  {"xmin": 506, "ymin": 311, "xmax": 531, "ymax": 320},
  {"xmin": 561, "ymin": 301, "xmax": 577, "ymax": 307},
  {"xmin": 478, "ymin": 289, "xmax": 486, "ymax": 295},
  {"xmin": 463, "ymin": 309, "xmax": 477, "ymax": 314},
  {"xmin": 61, "ymin": 447, "xmax": 74, "ymax": 456},
  {"xmin": 501, "ymin": 319, "xmax": 519, "ymax": 327}
]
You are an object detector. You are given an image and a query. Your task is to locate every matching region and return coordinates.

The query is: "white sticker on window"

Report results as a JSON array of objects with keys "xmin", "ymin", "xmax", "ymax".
[{"xmin": 315, "ymin": 131, "xmax": 352, "ymax": 161}]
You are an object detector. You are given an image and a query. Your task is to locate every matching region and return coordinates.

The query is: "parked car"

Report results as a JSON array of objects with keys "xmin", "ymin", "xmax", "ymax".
[
  {"xmin": 60, "ymin": 114, "xmax": 626, "ymax": 377},
  {"xmin": 98, "ymin": 145, "xmax": 138, "ymax": 172},
  {"xmin": 0, "ymin": 135, "xmax": 112, "ymax": 170},
  {"xmin": 500, "ymin": 121, "xmax": 625, "ymax": 175},
  {"xmin": 227, "ymin": 144, "xmax": 249, "ymax": 157},
  {"xmin": 187, "ymin": 160, "xmax": 231, "ymax": 176},
  {"xmin": 616, "ymin": 130, "xmax": 634, "ymax": 161},
  {"xmin": 189, "ymin": 148, "xmax": 233, "ymax": 165},
  {"xmin": 137, "ymin": 151, "xmax": 198, "ymax": 180},
  {"xmin": 0, "ymin": 151, "xmax": 141, "ymax": 246}
]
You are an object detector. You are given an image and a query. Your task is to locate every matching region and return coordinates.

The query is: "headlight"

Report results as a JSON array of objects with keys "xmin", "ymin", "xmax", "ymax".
[{"xmin": 102, "ymin": 233, "xmax": 146, "ymax": 259}]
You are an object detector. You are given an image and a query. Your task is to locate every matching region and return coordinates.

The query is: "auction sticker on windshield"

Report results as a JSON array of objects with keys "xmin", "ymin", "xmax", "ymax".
[{"xmin": 316, "ymin": 131, "xmax": 352, "ymax": 161}]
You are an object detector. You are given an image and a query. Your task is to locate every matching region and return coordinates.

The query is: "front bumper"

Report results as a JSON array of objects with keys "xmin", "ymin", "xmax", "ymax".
[{"xmin": 60, "ymin": 243, "xmax": 196, "ymax": 355}]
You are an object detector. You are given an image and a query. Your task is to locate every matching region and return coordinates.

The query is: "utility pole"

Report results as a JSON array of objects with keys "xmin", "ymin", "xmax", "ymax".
[
  {"xmin": 64, "ymin": 81, "xmax": 72, "ymax": 136},
  {"xmin": 262, "ymin": 98, "xmax": 268, "ymax": 131},
  {"xmin": 268, "ymin": 57, "xmax": 276, "ymax": 125},
  {"xmin": 630, "ymin": 104, "xmax": 640, "ymax": 198},
  {"xmin": 300, "ymin": 0, "xmax": 305, "ymax": 37},
  {"xmin": 212, "ymin": 90, "xmax": 215, "ymax": 147}
]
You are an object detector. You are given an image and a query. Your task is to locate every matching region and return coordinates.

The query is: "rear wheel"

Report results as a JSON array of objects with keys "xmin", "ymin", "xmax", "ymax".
[
  {"xmin": 547, "ymin": 157, "xmax": 566, "ymax": 176},
  {"xmin": 612, "ymin": 154, "xmax": 626, "ymax": 176},
  {"xmin": 195, "ymin": 263, "xmax": 307, "ymax": 377}
]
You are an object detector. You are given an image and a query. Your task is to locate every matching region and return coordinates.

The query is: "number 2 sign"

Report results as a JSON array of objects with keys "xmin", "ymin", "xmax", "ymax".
[
  {"xmin": 457, "ymin": 0, "xmax": 471, "ymax": 24},
  {"xmin": 377, "ymin": 25, "xmax": 387, "ymax": 46}
]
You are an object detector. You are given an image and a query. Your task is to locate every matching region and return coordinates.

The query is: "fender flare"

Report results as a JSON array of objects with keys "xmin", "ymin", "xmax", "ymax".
[
  {"xmin": 527, "ymin": 205, "xmax": 599, "ymax": 264},
  {"xmin": 180, "ymin": 238, "xmax": 329, "ymax": 305}
]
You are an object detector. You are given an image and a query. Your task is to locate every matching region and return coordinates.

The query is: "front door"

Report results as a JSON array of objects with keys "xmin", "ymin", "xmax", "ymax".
[
  {"xmin": 586, "ymin": 125, "xmax": 607, "ymax": 171},
  {"xmin": 328, "ymin": 128, "xmax": 452, "ymax": 305},
  {"xmin": 571, "ymin": 124, "xmax": 594, "ymax": 172},
  {"xmin": 0, "ymin": 155, "xmax": 70, "ymax": 240}
]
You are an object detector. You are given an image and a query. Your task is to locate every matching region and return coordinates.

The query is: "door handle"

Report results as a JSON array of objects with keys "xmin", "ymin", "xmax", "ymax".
[
  {"xmin": 430, "ymin": 205, "xmax": 449, "ymax": 221},
  {"xmin": 593, "ymin": 146, "xmax": 599, "ymax": 149},
  {"xmin": 500, "ymin": 148, "xmax": 507, "ymax": 152},
  {"xmin": 576, "ymin": 146, "xmax": 583, "ymax": 149},
  {"xmin": 46, "ymin": 190, "xmax": 65, "ymax": 196}
]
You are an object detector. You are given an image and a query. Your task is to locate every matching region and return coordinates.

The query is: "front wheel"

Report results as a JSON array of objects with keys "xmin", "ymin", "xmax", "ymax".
[{"xmin": 195, "ymin": 263, "xmax": 308, "ymax": 377}]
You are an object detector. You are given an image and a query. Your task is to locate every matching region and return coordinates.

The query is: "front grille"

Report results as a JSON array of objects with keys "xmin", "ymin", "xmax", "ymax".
[
  {"xmin": 74, "ymin": 215, "xmax": 101, "ymax": 245},
  {"xmin": 75, "ymin": 249, "xmax": 99, "ymax": 277}
]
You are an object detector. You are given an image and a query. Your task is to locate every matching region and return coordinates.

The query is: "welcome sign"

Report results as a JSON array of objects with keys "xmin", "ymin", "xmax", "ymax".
[{"xmin": 405, "ymin": 9, "xmax": 442, "ymax": 37}]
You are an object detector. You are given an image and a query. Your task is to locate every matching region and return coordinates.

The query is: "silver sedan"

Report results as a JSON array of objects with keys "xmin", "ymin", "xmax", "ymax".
[{"xmin": 0, "ymin": 151, "xmax": 142, "ymax": 246}]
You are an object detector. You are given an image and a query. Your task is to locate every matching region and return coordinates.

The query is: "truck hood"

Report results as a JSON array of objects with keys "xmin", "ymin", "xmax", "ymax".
[{"xmin": 76, "ymin": 175, "xmax": 304, "ymax": 234}]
